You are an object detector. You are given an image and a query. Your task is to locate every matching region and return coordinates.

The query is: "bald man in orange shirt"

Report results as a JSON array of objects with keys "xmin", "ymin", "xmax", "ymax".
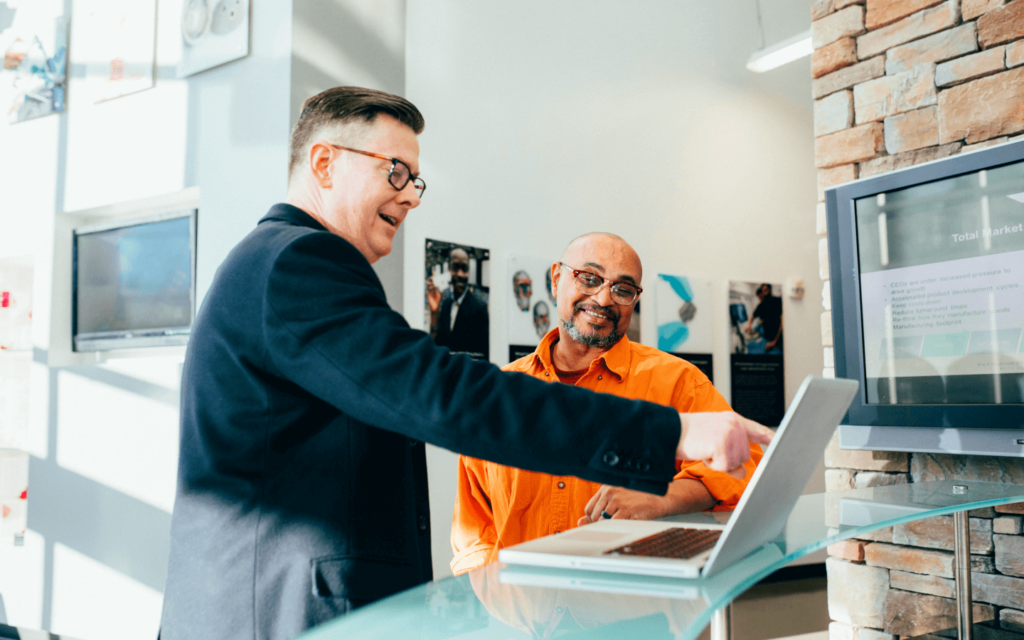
[{"xmin": 450, "ymin": 233, "xmax": 764, "ymax": 575}]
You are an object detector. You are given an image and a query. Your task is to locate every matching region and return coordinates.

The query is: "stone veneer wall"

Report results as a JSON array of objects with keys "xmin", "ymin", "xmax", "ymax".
[{"xmin": 811, "ymin": 0, "xmax": 1024, "ymax": 638}]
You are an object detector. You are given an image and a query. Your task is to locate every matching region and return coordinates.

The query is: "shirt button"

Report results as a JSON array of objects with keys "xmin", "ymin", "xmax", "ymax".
[
  {"xmin": 602, "ymin": 451, "xmax": 620, "ymax": 467},
  {"xmin": 558, "ymin": 481, "xmax": 565, "ymax": 489},
  {"xmin": 598, "ymin": 375, "xmax": 602, "ymax": 380},
  {"xmin": 545, "ymin": 372, "xmax": 550, "ymax": 377}
]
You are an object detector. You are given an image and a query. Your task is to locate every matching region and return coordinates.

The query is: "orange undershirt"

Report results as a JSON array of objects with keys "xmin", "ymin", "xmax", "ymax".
[{"xmin": 450, "ymin": 329, "xmax": 763, "ymax": 576}]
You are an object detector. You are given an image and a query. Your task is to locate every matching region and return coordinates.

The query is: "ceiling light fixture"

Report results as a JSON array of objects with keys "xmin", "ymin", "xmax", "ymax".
[
  {"xmin": 746, "ymin": 30, "xmax": 813, "ymax": 73},
  {"xmin": 746, "ymin": 0, "xmax": 811, "ymax": 74}
]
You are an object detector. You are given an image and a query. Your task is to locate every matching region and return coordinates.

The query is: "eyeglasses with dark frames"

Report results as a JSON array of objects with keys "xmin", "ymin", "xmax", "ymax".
[
  {"xmin": 327, "ymin": 144, "xmax": 426, "ymax": 197},
  {"xmin": 559, "ymin": 262, "xmax": 642, "ymax": 305}
]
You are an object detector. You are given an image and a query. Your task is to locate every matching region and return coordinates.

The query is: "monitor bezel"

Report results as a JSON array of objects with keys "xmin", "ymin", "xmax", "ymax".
[
  {"xmin": 71, "ymin": 208, "xmax": 198, "ymax": 352},
  {"xmin": 826, "ymin": 139, "xmax": 1024, "ymax": 430}
]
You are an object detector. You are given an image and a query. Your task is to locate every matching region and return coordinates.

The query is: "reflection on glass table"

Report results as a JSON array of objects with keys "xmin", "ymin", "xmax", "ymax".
[{"xmin": 297, "ymin": 481, "xmax": 1024, "ymax": 640}]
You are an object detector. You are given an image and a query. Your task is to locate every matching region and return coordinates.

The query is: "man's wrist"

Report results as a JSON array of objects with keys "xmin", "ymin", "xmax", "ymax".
[
  {"xmin": 664, "ymin": 478, "xmax": 717, "ymax": 515},
  {"xmin": 677, "ymin": 413, "xmax": 689, "ymax": 458}
]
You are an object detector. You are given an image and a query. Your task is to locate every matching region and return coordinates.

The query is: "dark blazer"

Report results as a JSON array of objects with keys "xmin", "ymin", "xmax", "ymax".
[
  {"xmin": 160, "ymin": 204, "xmax": 681, "ymax": 640},
  {"xmin": 434, "ymin": 288, "xmax": 489, "ymax": 358}
]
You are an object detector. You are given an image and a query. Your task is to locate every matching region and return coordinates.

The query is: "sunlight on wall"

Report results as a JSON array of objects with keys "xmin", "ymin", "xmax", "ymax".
[
  {"xmin": 60, "ymin": 0, "xmax": 190, "ymax": 213},
  {"xmin": 0, "ymin": 118, "xmax": 58, "ymax": 260},
  {"xmin": 62, "ymin": 80, "xmax": 189, "ymax": 213},
  {"xmin": 0, "ymin": 0, "xmax": 295, "ymax": 635},
  {"xmin": 23, "ymin": 361, "xmax": 51, "ymax": 460},
  {"xmin": 55, "ymin": 368, "xmax": 179, "ymax": 514},
  {"xmin": 0, "ymin": 529, "xmax": 45, "ymax": 629},
  {"xmin": 51, "ymin": 542, "xmax": 162, "ymax": 640}
]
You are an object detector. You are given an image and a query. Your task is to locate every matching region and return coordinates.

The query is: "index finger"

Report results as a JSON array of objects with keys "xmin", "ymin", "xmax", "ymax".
[
  {"xmin": 583, "ymin": 487, "xmax": 602, "ymax": 519},
  {"xmin": 742, "ymin": 418, "xmax": 774, "ymax": 445}
]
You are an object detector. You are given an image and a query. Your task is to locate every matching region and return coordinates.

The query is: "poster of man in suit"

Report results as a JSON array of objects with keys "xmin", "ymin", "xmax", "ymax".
[{"xmin": 425, "ymin": 239, "xmax": 490, "ymax": 361}]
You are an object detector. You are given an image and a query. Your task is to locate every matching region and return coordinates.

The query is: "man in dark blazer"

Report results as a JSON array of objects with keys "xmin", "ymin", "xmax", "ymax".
[
  {"xmin": 159, "ymin": 87, "xmax": 772, "ymax": 640},
  {"xmin": 431, "ymin": 247, "xmax": 489, "ymax": 359}
]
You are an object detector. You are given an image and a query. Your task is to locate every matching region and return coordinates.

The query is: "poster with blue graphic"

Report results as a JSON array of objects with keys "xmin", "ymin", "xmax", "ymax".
[{"xmin": 656, "ymin": 274, "xmax": 713, "ymax": 382}]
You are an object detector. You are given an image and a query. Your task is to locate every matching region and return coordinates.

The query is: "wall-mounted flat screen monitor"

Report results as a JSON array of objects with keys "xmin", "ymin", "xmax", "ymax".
[
  {"xmin": 72, "ymin": 209, "xmax": 197, "ymax": 352},
  {"xmin": 826, "ymin": 140, "xmax": 1024, "ymax": 439}
]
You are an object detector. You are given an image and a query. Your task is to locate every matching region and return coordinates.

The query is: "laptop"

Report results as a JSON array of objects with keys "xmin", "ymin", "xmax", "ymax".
[
  {"xmin": 498, "ymin": 542, "xmax": 785, "ymax": 600},
  {"xmin": 498, "ymin": 375, "xmax": 859, "ymax": 578}
]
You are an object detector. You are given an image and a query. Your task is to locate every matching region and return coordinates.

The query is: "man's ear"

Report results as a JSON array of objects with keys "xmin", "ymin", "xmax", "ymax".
[
  {"xmin": 309, "ymin": 142, "xmax": 334, "ymax": 188},
  {"xmin": 550, "ymin": 262, "xmax": 561, "ymax": 296}
]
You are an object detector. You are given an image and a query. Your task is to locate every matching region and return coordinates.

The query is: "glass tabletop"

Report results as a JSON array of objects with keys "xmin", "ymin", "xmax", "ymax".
[{"xmin": 297, "ymin": 480, "xmax": 1024, "ymax": 640}]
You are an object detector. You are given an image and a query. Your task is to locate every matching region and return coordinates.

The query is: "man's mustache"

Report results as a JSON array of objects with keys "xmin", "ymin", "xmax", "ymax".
[{"xmin": 574, "ymin": 302, "xmax": 618, "ymax": 323}]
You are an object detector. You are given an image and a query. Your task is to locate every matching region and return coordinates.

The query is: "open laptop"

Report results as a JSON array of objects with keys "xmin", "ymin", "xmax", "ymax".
[
  {"xmin": 498, "ymin": 542, "xmax": 785, "ymax": 600},
  {"xmin": 498, "ymin": 375, "xmax": 859, "ymax": 578}
]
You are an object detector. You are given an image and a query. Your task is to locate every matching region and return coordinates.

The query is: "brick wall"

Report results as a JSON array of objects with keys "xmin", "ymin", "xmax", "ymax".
[{"xmin": 811, "ymin": 0, "xmax": 1024, "ymax": 638}]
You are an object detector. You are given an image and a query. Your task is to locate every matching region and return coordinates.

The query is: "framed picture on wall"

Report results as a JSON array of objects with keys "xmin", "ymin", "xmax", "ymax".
[
  {"xmin": 425, "ymin": 239, "xmax": 490, "ymax": 362},
  {"xmin": 656, "ymin": 274, "xmax": 714, "ymax": 382},
  {"xmin": 177, "ymin": 0, "xmax": 250, "ymax": 78},
  {"xmin": 75, "ymin": 0, "xmax": 156, "ymax": 103},
  {"xmin": 2, "ymin": 17, "xmax": 67, "ymax": 123},
  {"xmin": 508, "ymin": 255, "xmax": 557, "ymax": 362},
  {"xmin": 728, "ymin": 280, "xmax": 785, "ymax": 426}
]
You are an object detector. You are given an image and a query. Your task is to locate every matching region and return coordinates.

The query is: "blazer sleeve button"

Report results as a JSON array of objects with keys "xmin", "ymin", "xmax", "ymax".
[{"xmin": 602, "ymin": 451, "xmax": 620, "ymax": 467}]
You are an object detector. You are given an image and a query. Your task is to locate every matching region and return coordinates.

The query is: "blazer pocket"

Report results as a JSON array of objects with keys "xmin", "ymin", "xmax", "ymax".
[{"xmin": 311, "ymin": 556, "xmax": 415, "ymax": 602}]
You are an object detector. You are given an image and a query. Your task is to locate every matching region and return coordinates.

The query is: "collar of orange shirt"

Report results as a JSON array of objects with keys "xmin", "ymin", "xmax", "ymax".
[{"xmin": 528, "ymin": 327, "xmax": 631, "ymax": 381}]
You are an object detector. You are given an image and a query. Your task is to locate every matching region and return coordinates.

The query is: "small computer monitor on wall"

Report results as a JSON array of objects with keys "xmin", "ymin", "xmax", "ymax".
[
  {"xmin": 72, "ymin": 209, "xmax": 197, "ymax": 352},
  {"xmin": 826, "ymin": 139, "xmax": 1024, "ymax": 456}
]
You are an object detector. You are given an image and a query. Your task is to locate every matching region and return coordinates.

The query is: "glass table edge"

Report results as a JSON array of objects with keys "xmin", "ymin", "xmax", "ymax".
[
  {"xmin": 297, "ymin": 481, "xmax": 1024, "ymax": 640},
  {"xmin": 691, "ymin": 481, "xmax": 1024, "ymax": 635}
]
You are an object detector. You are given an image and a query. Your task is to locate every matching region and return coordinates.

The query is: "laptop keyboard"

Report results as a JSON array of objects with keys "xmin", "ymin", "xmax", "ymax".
[{"xmin": 605, "ymin": 527, "xmax": 722, "ymax": 560}]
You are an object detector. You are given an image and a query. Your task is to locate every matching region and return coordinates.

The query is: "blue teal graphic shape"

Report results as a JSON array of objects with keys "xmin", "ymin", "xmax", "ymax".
[{"xmin": 658, "ymin": 275, "xmax": 693, "ymax": 352}]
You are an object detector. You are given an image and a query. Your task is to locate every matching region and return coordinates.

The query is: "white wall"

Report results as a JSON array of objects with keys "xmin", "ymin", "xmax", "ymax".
[
  {"xmin": 405, "ymin": 0, "xmax": 822, "ymax": 579},
  {"xmin": 0, "ymin": 0, "xmax": 293, "ymax": 637},
  {"xmin": 290, "ymin": 0, "xmax": 408, "ymax": 310}
]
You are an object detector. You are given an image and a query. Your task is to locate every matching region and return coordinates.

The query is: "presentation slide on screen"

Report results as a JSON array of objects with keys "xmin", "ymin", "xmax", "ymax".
[
  {"xmin": 854, "ymin": 161, "xmax": 1024, "ymax": 404},
  {"xmin": 861, "ymin": 247, "xmax": 1024, "ymax": 384}
]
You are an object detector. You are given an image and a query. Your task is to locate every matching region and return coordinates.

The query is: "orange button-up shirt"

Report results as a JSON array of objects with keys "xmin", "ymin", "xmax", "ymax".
[{"xmin": 450, "ymin": 329, "xmax": 763, "ymax": 575}]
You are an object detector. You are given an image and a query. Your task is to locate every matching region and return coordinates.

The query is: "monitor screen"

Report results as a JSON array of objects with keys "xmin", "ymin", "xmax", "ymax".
[
  {"xmin": 73, "ymin": 213, "xmax": 194, "ymax": 350},
  {"xmin": 853, "ymin": 160, "xmax": 1024, "ymax": 406}
]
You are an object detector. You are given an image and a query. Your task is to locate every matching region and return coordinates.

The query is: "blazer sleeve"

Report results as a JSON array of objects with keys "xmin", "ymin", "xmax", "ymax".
[{"xmin": 262, "ymin": 232, "xmax": 680, "ymax": 494}]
